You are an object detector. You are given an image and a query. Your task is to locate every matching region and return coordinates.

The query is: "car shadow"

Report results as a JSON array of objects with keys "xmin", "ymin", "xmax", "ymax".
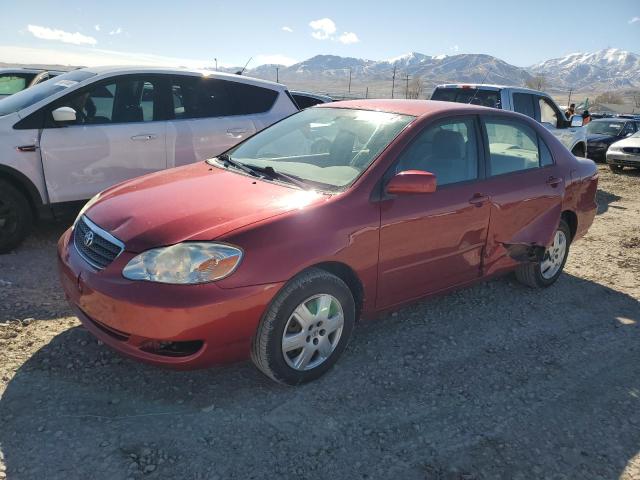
[
  {"xmin": 1, "ymin": 273, "xmax": 639, "ymax": 479},
  {"xmin": 596, "ymin": 188, "xmax": 622, "ymax": 215}
]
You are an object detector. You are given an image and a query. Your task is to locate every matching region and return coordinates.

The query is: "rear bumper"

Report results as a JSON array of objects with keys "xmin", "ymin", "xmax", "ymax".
[{"xmin": 57, "ymin": 228, "xmax": 284, "ymax": 369}]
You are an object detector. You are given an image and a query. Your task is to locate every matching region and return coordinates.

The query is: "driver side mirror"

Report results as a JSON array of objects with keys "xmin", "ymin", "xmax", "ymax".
[
  {"xmin": 386, "ymin": 170, "xmax": 437, "ymax": 195},
  {"xmin": 570, "ymin": 115, "xmax": 583, "ymax": 128},
  {"xmin": 52, "ymin": 106, "xmax": 77, "ymax": 123}
]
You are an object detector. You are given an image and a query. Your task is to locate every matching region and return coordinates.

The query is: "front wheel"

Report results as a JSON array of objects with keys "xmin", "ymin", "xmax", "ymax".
[
  {"xmin": 251, "ymin": 268, "xmax": 355, "ymax": 385},
  {"xmin": 515, "ymin": 219, "xmax": 571, "ymax": 288},
  {"xmin": 609, "ymin": 164, "xmax": 624, "ymax": 173},
  {"xmin": 0, "ymin": 180, "xmax": 33, "ymax": 253}
]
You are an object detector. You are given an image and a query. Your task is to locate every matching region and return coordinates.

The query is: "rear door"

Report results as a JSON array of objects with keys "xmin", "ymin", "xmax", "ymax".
[
  {"xmin": 40, "ymin": 74, "xmax": 167, "ymax": 203},
  {"xmin": 479, "ymin": 115, "xmax": 564, "ymax": 274},
  {"xmin": 166, "ymin": 76, "xmax": 264, "ymax": 167},
  {"xmin": 377, "ymin": 116, "xmax": 491, "ymax": 308}
]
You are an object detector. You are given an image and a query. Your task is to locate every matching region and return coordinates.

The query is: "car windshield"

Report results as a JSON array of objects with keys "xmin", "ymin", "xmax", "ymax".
[
  {"xmin": 431, "ymin": 87, "xmax": 501, "ymax": 108},
  {"xmin": 587, "ymin": 121, "xmax": 624, "ymax": 136},
  {"xmin": 0, "ymin": 73, "xmax": 38, "ymax": 97},
  {"xmin": 221, "ymin": 107, "xmax": 413, "ymax": 191},
  {"xmin": 0, "ymin": 70, "xmax": 95, "ymax": 116}
]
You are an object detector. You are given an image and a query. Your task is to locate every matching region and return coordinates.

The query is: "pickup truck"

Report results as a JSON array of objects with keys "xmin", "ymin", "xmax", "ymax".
[{"xmin": 431, "ymin": 84, "xmax": 587, "ymax": 158}]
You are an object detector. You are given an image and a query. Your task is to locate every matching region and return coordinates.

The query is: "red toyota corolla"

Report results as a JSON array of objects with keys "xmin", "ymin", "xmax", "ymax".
[{"xmin": 58, "ymin": 100, "xmax": 598, "ymax": 384}]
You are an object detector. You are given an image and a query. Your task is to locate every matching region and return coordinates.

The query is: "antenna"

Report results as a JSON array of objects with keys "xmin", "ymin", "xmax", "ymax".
[
  {"xmin": 236, "ymin": 57, "xmax": 253, "ymax": 75},
  {"xmin": 467, "ymin": 65, "xmax": 493, "ymax": 105}
]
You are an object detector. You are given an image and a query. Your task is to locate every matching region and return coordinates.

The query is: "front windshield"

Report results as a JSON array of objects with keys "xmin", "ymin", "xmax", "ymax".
[
  {"xmin": 225, "ymin": 107, "xmax": 414, "ymax": 190},
  {"xmin": 0, "ymin": 73, "xmax": 37, "ymax": 97},
  {"xmin": 587, "ymin": 121, "xmax": 624, "ymax": 136},
  {"xmin": 0, "ymin": 70, "xmax": 95, "ymax": 116}
]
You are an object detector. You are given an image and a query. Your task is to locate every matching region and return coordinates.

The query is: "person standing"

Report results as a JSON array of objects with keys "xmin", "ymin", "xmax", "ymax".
[
  {"xmin": 582, "ymin": 110, "xmax": 591, "ymax": 125},
  {"xmin": 565, "ymin": 103, "xmax": 576, "ymax": 120}
]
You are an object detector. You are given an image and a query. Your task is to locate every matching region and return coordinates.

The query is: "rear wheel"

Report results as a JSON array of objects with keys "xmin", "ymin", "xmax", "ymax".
[
  {"xmin": 251, "ymin": 268, "xmax": 355, "ymax": 385},
  {"xmin": 572, "ymin": 144, "xmax": 586, "ymax": 158},
  {"xmin": 0, "ymin": 180, "xmax": 33, "ymax": 253},
  {"xmin": 515, "ymin": 219, "xmax": 571, "ymax": 288},
  {"xmin": 609, "ymin": 164, "xmax": 624, "ymax": 173}
]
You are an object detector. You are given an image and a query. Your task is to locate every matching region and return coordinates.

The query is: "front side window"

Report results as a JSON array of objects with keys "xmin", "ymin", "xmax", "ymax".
[
  {"xmin": 484, "ymin": 118, "xmax": 540, "ymax": 175},
  {"xmin": 54, "ymin": 77, "xmax": 160, "ymax": 125},
  {"xmin": 394, "ymin": 118, "xmax": 479, "ymax": 186},
  {"xmin": 538, "ymin": 97, "xmax": 558, "ymax": 126},
  {"xmin": 224, "ymin": 107, "xmax": 413, "ymax": 190}
]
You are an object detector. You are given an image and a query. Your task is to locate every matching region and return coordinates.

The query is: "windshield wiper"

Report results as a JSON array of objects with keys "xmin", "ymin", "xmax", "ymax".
[
  {"xmin": 213, "ymin": 154, "xmax": 260, "ymax": 178},
  {"xmin": 244, "ymin": 164, "xmax": 311, "ymax": 190}
]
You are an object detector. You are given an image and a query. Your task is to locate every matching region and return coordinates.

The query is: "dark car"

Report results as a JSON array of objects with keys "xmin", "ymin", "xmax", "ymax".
[
  {"xmin": 0, "ymin": 68, "xmax": 66, "ymax": 99},
  {"xmin": 290, "ymin": 90, "xmax": 333, "ymax": 109},
  {"xmin": 586, "ymin": 118, "xmax": 639, "ymax": 162}
]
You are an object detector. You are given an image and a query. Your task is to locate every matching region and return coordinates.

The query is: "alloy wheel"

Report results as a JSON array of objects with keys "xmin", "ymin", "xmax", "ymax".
[{"xmin": 540, "ymin": 230, "xmax": 567, "ymax": 280}]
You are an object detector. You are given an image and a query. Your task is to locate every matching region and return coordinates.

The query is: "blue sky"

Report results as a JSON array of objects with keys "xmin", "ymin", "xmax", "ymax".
[{"xmin": 1, "ymin": 0, "xmax": 639, "ymax": 68}]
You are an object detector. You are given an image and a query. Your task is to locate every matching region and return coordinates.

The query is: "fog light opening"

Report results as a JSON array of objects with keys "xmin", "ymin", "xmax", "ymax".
[{"xmin": 139, "ymin": 340, "xmax": 203, "ymax": 357}]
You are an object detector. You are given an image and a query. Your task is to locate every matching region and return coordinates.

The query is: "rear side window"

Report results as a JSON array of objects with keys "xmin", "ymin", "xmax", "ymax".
[
  {"xmin": 513, "ymin": 93, "xmax": 536, "ymax": 119},
  {"xmin": 0, "ymin": 75, "xmax": 29, "ymax": 96},
  {"xmin": 431, "ymin": 87, "xmax": 501, "ymax": 108},
  {"xmin": 538, "ymin": 97, "xmax": 559, "ymax": 126},
  {"xmin": 484, "ymin": 118, "xmax": 540, "ymax": 175},
  {"xmin": 171, "ymin": 76, "xmax": 277, "ymax": 119}
]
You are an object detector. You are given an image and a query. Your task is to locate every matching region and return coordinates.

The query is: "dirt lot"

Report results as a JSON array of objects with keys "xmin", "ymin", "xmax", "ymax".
[{"xmin": 1, "ymin": 165, "xmax": 639, "ymax": 480}]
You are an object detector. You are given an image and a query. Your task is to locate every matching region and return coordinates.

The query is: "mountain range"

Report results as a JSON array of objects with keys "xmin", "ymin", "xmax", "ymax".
[{"xmin": 224, "ymin": 48, "xmax": 640, "ymax": 94}]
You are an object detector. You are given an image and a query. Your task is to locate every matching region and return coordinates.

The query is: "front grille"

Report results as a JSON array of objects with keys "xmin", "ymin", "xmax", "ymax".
[
  {"xmin": 623, "ymin": 147, "xmax": 640, "ymax": 154},
  {"xmin": 73, "ymin": 216, "xmax": 124, "ymax": 270}
]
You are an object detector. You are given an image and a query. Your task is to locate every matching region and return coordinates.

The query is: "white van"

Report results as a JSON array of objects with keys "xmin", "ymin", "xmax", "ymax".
[{"xmin": 0, "ymin": 66, "xmax": 298, "ymax": 251}]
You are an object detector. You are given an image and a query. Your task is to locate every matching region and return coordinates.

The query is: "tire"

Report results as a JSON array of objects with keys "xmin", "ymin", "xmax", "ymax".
[
  {"xmin": 0, "ymin": 180, "xmax": 33, "ymax": 254},
  {"xmin": 251, "ymin": 268, "xmax": 355, "ymax": 385},
  {"xmin": 515, "ymin": 219, "xmax": 571, "ymax": 288},
  {"xmin": 609, "ymin": 164, "xmax": 624, "ymax": 173},
  {"xmin": 572, "ymin": 144, "xmax": 586, "ymax": 158}
]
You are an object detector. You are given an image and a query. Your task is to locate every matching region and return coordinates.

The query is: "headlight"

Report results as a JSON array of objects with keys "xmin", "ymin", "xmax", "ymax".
[
  {"xmin": 608, "ymin": 145, "xmax": 622, "ymax": 152},
  {"xmin": 122, "ymin": 243, "xmax": 243, "ymax": 284}
]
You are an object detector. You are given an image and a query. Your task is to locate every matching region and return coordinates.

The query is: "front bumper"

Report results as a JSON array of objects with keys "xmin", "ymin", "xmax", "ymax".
[
  {"xmin": 57, "ymin": 228, "xmax": 284, "ymax": 369},
  {"xmin": 606, "ymin": 152, "xmax": 640, "ymax": 167}
]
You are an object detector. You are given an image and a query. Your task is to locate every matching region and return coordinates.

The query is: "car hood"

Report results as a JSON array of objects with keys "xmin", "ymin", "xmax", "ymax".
[
  {"xmin": 587, "ymin": 133, "xmax": 618, "ymax": 144},
  {"xmin": 610, "ymin": 136, "xmax": 640, "ymax": 149},
  {"xmin": 84, "ymin": 162, "xmax": 330, "ymax": 252}
]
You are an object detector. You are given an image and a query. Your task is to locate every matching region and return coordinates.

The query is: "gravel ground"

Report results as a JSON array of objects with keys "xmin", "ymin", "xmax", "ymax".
[{"xmin": 1, "ymin": 165, "xmax": 639, "ymax": 480}]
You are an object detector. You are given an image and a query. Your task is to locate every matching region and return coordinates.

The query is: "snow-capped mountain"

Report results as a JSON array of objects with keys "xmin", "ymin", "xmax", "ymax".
[{"xmin": 529, "ymin": 48, "xmax": 640, "ymax": 90}]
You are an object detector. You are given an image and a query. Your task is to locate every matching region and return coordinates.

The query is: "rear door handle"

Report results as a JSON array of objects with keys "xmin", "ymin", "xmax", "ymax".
[
  {"xmin": 130, "ymin": 134, "xmax": 157, "ymax": 141},
  {"xmin": 469, "ymin": 193, "xmax": 489, "ymax": 207},
  {"xmin": 546, "ymin": 176, "xmax": 562, "ymax": 187}
]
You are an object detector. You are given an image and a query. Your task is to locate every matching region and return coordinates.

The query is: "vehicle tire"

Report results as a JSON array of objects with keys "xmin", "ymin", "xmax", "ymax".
[
  {"xmin": 609, "ymin": 164, "xmax": 624, "ymax": 173},
  {"xmin": 251, "ymin": 268, "xmax": 355, "ymax": 385},
  {"xmin": 0, "ymin": 180, "xmax": 33, "ymax": 254},
  {"xmin": 572, "ymin": 144, "xmax": 586, "ymax": 158},
  {"xmin": 515, "ymin": 219, "xmax": 571, "ymax": 288}
]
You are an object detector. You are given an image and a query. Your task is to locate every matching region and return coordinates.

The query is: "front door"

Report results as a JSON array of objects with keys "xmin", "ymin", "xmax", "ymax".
[
  {"xmin": 377, "ymin": 116, "xmax": 491, "ymax": 309},
  {"xmin": 40, "ymin": 75, "xmax": 167, "ymax": 203}
]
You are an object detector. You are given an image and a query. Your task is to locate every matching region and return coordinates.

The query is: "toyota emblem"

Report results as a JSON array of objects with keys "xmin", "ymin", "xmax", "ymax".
[{"xmin": 83, "ymin": 230, "xmax": 94, "ymax": 247}]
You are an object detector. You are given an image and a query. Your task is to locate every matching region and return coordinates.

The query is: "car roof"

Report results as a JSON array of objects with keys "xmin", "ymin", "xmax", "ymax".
[
  {"xmin": 79, "ymin": 65, "xmax": 287, "ymax": 90},
  {"xmin": 591, "ymin": 117, "xmax": 628, "ymax": 123},
  {"xmin": 435, "ymin": 83, "xmax": 546, "ymax": 95},
  {"xmin": 0, "ymin": 68, "xmax": 46, "ymax": 74},
  {"xmin": 316, "ymin": 99, "xmax": 497, "ymax": 117}
]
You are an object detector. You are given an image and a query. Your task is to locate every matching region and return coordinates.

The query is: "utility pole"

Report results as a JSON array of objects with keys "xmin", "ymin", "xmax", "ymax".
[
  {"xmin": 405, "ymin": 73, "xmax": 410, "ymax": 99},
  {"xmin": 214, "ymin": 58, "xmax": 218, "ymax": 71},
  {"xmin": 391, "ymin": 64, "xmax": 397, "ymax": 99},
  {"xmin": 365, "ymin": 87, "xmax": 368, "ymax": 99},
  {"xmin": 567, "ymin": 88, "xmax": 573, "ymax": 107},
  {"xmin": 348, "ymin": 68, "xmax": 352, "ymax": 94},
  {"xmin": 276, "ymin": 67, "xmax": 279, "ymax": 83}
]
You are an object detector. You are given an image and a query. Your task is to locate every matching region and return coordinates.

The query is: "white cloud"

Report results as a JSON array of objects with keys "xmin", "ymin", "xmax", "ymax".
[
  {"xmin": 109, "ymin": 27, "xmax": 123, "ymax": 35},
  {"xmin": 254, "ymin": 54, "xmax": 297, "ymax": 66},
  {"xmin": 629, "ymin": 16, "xmax": 640, "ymax": 24},
  {"xmin": 450, "ymin": 44, "xmax": 460, "ymax": 52},
  {"xmin": 338, "ymin": 32, "xmax": 359, "ymax": 44},
  {"xmin": 26, "ymin": 24, "xmax": 97, "ymax": 46},
  {"xmin": 282, "ymin": 26, "xmax": 293, "ymax": 33},
  {"xmin": 309, "ymin": 18, "xmax": 336, "ymax": 40},
  {"xmin": 94, "ymin": 24, "xmax": 100, "ymax": 31}
]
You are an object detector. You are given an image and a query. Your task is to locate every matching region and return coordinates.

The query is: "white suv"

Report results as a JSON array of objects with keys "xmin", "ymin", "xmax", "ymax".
[
  {"xmin": 431, "ymin": 84, "xmax": 587, "ymax": 157},
  {"xmin": 0, "ymin": 66, "xmax": 298, "ymax": 251}
]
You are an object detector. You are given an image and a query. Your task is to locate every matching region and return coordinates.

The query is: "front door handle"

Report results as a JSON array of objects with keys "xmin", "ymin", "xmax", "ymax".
[
  {"xmin": 546, "ymin": 176, "xmax": 562, "ymax": 187},
  {"xmin": 131, "ymin": 134, "xmax": 157, "ymax": 141},
  {"xmin": 469, "ymin": 193, "xmax": 489, "ymax": 207},
  {"xmin": 226, "ymin": 128, "xmax": 248, "ymax": 137}
]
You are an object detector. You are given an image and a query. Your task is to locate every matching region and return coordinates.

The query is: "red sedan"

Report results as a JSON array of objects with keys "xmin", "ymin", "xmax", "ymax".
[{"xmin": 57, "ymin": 100, "xmax": 598, "ymax": 384}]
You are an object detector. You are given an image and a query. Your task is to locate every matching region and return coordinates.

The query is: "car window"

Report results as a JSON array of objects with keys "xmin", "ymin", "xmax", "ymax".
[
  {"xmin": 226, "ymin": 81, "xmax": 278, "ymax": 115},
  {"xmin": 622, "ymin": 122, "xmax": 636, "ymax": 135},
  {"xmin": 513, "ymin": 93, "xmax": 536, "ymax": 120},
  {"xmin": 55, "ymin": 77, "xmax": 160, "ymax": 125},
  {"xmin": 538, "ymin": 97, "xmax": 558, "ymax": 126},
  {"xmin": 395, "ymin": 118, "xmax": 478, "ymax": 186},
  {"xmin": 293, "ymin": 94, "xmax": 324, "ymax": 109},
  {"xmin": 539, "ymin": 138, "xmax": 554, "ymax": 166},
  {"xmin": 484, "ymin": 118, "xmax": 540, "ymax": 175},
  {"xmin": 431, "ymin": 87, "xmax": 501, "ymax": 108},
  {"xmin": 0, "ymin": 75, "xmax": 29, "ymax": 96},
  {"xmin": 587, "ymin": 121, "xmax": 624, "ymax": 136}
]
